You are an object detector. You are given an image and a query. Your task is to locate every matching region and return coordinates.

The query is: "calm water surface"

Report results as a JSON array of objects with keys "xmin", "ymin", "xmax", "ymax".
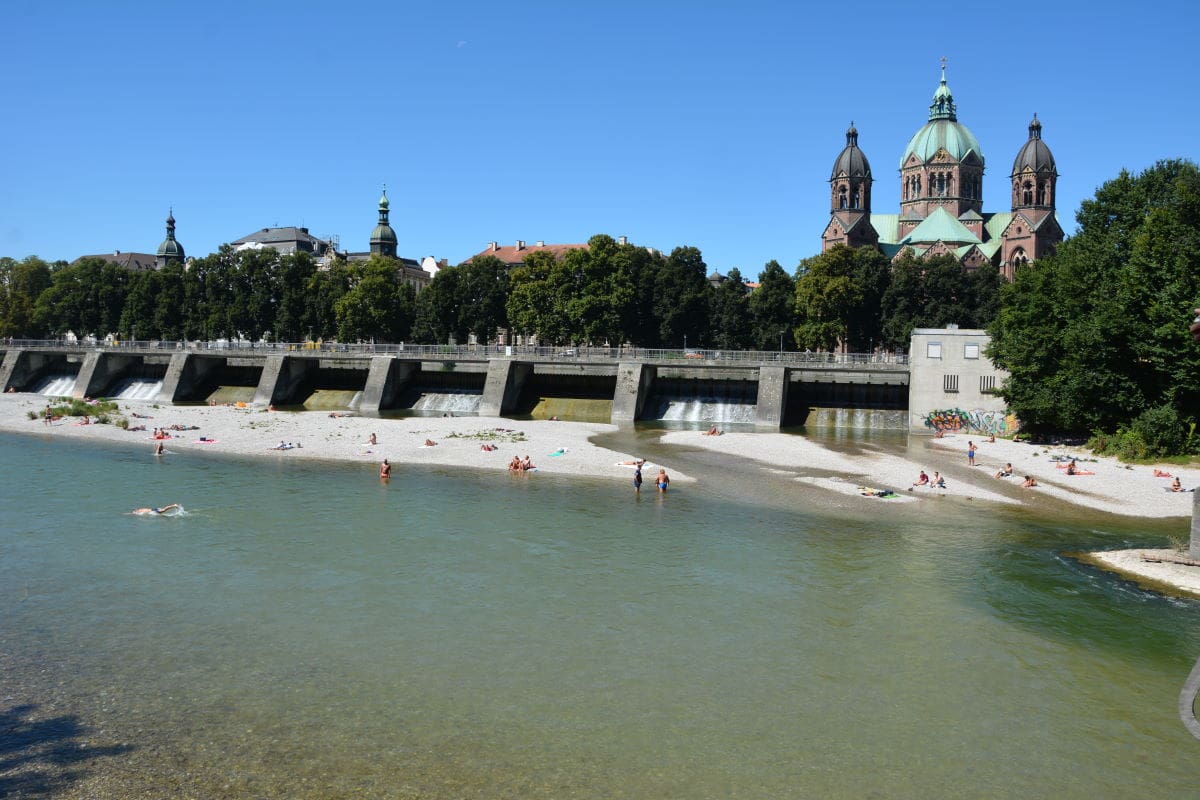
[{"xmin": 2, "ymin": 430, "xmax": 1199, "ymax": 798}]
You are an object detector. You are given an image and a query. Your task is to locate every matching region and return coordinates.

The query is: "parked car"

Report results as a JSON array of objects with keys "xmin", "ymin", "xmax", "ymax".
[{"xmin": 557, "ymin": 348, "xmax": 578, "ymax": 357}]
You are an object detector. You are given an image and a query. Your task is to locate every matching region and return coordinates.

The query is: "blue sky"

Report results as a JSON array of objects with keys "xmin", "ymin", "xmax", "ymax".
[{"xmin": 4, "ymin": 1, "xmax": 1197, "ymax": 278}]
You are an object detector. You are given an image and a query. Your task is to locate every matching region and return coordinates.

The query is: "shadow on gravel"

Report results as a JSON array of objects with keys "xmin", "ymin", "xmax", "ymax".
[{"xmin": 0, "ymin": 703, "xmax": 133, "ymax": 797}]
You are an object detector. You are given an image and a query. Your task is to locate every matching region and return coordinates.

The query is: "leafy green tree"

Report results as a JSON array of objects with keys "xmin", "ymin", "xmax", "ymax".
[
  {"xmin": 989, "ymin": 159, "xmax": 1200, "ymax": 437},
  {"xmin": 275, "ymin": 252, "xmax": 318, "ymax": 341},
  {"xmin": 748, "ymin": 260, "xmax": 795, "ymax": 351},
  {"xmin": 305, "ymin": 262, "xmax": 351, "ymax": 340},
  {"xmin": 793, "ymin": 245, "xmax": 862, "ymax": 350},
  {"xmin": 412, "ymin": 265, "xmax": 466, "ymax": 344},
  {"xmin": 119, "ymin": 269, "xmax": 163, "ymax": 339},
  {"xmin": 228, "ymin": 248, "xmax": 280, "ymax": 340},
  {"xmin": 334, "ymin": 258, "xmax": 415, "ymax": 342},
  {"xmin": 709, "ymin": 268, "xmax": 752, "ymax": 349},
  {"xmin": 34, "ymin": 257, "xmax": 129, "ymax": 337},
  {"xmin": 456, "ymin": 255, "xmax": 510, "ymax": 345},
  {"xmin": 653, "ymin": 246, "xmax": 709, "ymax": 348},
  {"xmin": 0, "ymin": 256, "xmax": 52, "ymax": 338},
  {"xmin": 879, "ymin": 251, "xmax": 972, "ymax": 349},
  {"xmin": 506, "ymin": 250, "xmax": 569, "ymax": 345}
]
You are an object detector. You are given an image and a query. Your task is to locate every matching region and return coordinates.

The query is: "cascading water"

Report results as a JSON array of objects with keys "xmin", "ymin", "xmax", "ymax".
[
  {"xmin": 33, "ymin": 374, "xmax": 79, "ymax": 396},
  {"xmin": 656, "ymin": 399, "xmax": 756, "ymax": 424},
  {"xmin": 645, "ymin": 378, "xmax": 758, "ymax": 424},
  {"xmin": 410, "ymin": 392, "xmax": 482, "ymax": 414},
  {"xmin": 110, "ymin": 378, "xmax": 164, "ymax": 401},
  {"xmin": 804, "ymin": 407, "xmax": 908, "ymax": 430}
]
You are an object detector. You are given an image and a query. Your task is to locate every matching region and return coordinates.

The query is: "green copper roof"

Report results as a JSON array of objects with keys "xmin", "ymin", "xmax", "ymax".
[
  {"xmin": 901, "ymin": 119, "xmax": 984, "ymax": 167},
  {"xmin": 901, "ymin": 68, "xmax": 983, "ymax": 166},
  {"xmin": 902, "ymin": 207, "xmax": 981, "ymax": 245},
  {"xmin": 869, "ymin": 214, "xmax": 900, "ymax": 244},
  {"xmin": 371, "ymin": 223, "xmax": 397, "ymax": 244}
]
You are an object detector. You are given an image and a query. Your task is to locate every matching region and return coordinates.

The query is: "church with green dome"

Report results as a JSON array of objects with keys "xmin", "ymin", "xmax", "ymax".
[{"xmin": 821, "ymin": 65, "xmax": 1062, "ymax": 279}]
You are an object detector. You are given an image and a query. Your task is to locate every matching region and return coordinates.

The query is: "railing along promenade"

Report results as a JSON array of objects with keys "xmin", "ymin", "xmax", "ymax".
[{"xmin": 3, "ymin": 339, "xmax": 909, "ymax": 369}]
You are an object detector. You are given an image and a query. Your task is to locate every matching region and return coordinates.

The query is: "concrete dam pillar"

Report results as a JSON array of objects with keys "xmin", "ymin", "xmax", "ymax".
[
  {"xmin": 479, "ymin": 359, "xmax": 531, "ymax": 417},
  {"xmin": 611, "ymin": 362, "xmax": 656, "ymax": 424},
  {"xmin": 754, "ymin": 365, "xmax": 789, "ymax": 430},
  {"xmin": 74, "ymin": 352, "xmax": 140, "ymax": 399},
  {"xmin": 359, "ymin": 357, "xmax": 417, "ymax": 413},
  {"xmin": 253, "ymin": 355, "xmax": 316, "ymax": 407}
]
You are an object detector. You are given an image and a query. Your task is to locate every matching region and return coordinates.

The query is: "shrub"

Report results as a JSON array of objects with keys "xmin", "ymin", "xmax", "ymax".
[{"xmin": 1129, "ymin": 404, "xmax": 1193, "ymax": 458}]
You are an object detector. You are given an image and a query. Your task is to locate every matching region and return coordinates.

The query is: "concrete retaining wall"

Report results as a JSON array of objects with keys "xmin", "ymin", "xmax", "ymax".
[{"xmin": 611, "ymin": 363, "xmax": 656, "ymax": 424}]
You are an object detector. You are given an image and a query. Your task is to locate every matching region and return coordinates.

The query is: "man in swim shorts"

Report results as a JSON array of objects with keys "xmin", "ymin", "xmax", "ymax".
[
  {"xmin": 655, "ymin": 468, "xmax": 670, "ymax": 492},
  {"xmin": 633, "ymin": 465, "xmax": 643, "ymax": 493},
  {"xmin": 380, "ymin": 459, "xmax": 391, "ymax": 479}
]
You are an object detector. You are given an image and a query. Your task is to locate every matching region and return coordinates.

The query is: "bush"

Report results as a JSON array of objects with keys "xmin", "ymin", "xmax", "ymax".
[{"xmin": 1130, "ymin": 404, "xmax": 1193, "ymax": 458}]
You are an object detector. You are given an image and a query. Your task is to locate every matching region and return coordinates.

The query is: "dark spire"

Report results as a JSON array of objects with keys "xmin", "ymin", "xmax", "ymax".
[
  {"xmin": 1028, "ymin": 112, "xmax": 1042, "ymax": 140},
  {"xmin": 928, "ymin": 58, "xmax": 957, "ymax": 122}
]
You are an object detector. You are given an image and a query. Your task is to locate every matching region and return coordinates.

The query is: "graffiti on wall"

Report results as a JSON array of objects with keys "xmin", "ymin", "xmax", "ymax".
[{"xmin": 923, "ymin": 408, "xmax": 1018, "ymax": 435}]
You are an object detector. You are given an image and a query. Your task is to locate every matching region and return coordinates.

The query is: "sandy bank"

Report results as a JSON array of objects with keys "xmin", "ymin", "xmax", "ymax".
[
  {"xmin": 0, "ymin": 394, "xmax": 683, "ymax": 484},
  {"xmin": 1079, "ymin": 549, "xmax": 1200, "ymax": 599}
]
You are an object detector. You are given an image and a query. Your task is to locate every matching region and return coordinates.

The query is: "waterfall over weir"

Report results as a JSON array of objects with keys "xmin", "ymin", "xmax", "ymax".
[
  {"xmin": 110, "ymin": 378, "xmax": 164, "ymax": 401},
  {"xmin": 409, "ymin": 392, "xmax": 483, "ymax": 415},
  {"xmin": 34, "ymin": 375, "xmax": 79, "ymax": 397},
  {"xmin": 644, "ymin": 378, "xmax": 758, "ymax": 424},
  {"xmin": 654, "ymin": 399, "xmax": 757, "ymax": 424}
]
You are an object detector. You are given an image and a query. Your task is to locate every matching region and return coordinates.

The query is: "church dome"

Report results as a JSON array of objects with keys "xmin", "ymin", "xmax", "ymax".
[
  {"xmin": 1011, "ymin": 114, "xmax": 1056, "ymax": 174},
  {"xmin": 371, "ymin": 223, "xmax": 397, "ymax": 245},
  {"xmin": 900, "ymin": 69, "xmax": 984, "ymax": 167},
  {"xmin": 156, "ymin": 211, "xmax": 185, "ymax": 262},
  {"xmin": 831, "ymin": 123, "xmax": 871, "ymax": 179}
]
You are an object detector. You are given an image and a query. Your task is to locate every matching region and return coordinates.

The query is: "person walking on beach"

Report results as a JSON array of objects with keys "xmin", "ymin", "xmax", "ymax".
[
  {"xmin": 967, "ymin": 441, "xmax": 976, "ymax": 466},
  {"xmin": 655, "ymin": 468, "xmax": 670, "ymax": 493},
  {"xmin": 633, "ymin": 465, "xmax": 643, "ymax": 493},
  {"xmin": 43, "ymin": 405, "xmax": 52, "ymax": 426}
]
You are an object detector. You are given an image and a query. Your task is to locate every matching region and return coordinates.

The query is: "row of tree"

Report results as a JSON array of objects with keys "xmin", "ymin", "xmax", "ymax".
[{"xmin": 1, "ymin": 236, "xmax": 996, "ymax": 351}]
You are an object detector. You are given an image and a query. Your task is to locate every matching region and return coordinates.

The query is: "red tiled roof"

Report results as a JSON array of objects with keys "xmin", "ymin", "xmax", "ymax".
[{"xmin": 471, "ymin": 242, "xmax": 588, "ymax": 265}]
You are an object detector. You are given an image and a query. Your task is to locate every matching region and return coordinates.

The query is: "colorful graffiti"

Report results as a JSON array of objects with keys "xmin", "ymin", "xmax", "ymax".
[{"xmin": 923, "ymin": 408, "xmax": 1017, "ymax": 435}]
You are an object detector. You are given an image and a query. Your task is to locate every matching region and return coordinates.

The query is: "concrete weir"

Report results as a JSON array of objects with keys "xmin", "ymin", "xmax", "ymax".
[{"xmin": 4, "ymin": 344, "xmax": 926, "ymax": 430}]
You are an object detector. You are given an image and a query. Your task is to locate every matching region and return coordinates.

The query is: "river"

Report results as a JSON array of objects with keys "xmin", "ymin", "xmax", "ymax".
[{"xmin": 1, "ymin": 430, "xmax": 1198, "ymax": 797}]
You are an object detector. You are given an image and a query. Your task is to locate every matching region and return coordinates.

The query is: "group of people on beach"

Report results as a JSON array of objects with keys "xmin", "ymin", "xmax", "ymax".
[
  {"xmin": 629, "ymin": 460, "xmax": 670, "ymax": 493},
  {"xmin": 508, "ymin": 455, "xmax": 536, "ymax": 472}
]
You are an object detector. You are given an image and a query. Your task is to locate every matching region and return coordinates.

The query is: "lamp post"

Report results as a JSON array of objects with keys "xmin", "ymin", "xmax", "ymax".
[
  {"xmin": 779, "ymin": 329, "xmax": 785, "ymax": 354},
  {"xmin": 683, "ymin": 334, "xmax": 687, "ymax": 355}
]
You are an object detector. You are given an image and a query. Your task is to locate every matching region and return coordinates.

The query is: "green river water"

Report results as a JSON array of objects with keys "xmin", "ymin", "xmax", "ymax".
[{"xmin": 1, "ymin": 428, "xmax": 1198, "ymax": 798}]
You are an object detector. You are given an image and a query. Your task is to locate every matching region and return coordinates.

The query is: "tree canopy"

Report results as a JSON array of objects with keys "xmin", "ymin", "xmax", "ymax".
[{"xmin": 989, "ymin": 159, "xmax": 1200, "ymax": 440}]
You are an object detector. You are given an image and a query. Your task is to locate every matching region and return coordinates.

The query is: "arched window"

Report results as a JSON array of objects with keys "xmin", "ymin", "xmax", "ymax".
[
  {"xmin": 838, "ymin": 186, "xmax": 847, "ymax": 209},
  {"xmin": 851, "ymin": 188, "xmax": 861, "ymax": 209},
  {"xmin": 1022, "ymin": 181, "xmax": 1033, "ymax": 206},
  {"xmin": 1036, "ymin": 182, "xmax": 1046, "ymax": 205}
]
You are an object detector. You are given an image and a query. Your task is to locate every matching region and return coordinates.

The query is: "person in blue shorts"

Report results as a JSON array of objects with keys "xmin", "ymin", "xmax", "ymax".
[
  {"xmin": 633, "ymin": 465, "xmax": 643, "ymax": 493},
  {"xmin": 655, "ymin": 468, "xmax": 670, "ymax": 493}
]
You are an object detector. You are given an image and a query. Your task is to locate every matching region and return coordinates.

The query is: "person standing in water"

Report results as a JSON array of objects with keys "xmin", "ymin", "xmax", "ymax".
[
  {"xmin": 380, "ymin": 458, "xmax": 391, "ymax": 479},
  {"xmin": 154, "ymin": 440, "xmax": 165, "ymax": 456},
  {"xmin": 655, "ymin": 468, "xmax": 670, "ymax": 493},
  {"xmin": 632, "ymin": 465, "xmax": 643, "ymax": 493}
]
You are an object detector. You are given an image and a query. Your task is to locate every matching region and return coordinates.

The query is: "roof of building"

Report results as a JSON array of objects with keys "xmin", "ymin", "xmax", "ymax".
[
  {"xmin": 1011, "ymin": 114, "xmax": 1057, "ymax": 175},
  {"xmin": 901, "ymin": 68, "xmax": 984, "ymax": 167},
  {"xmin": 831, "ymin": 123, "xmax": 871, "ymax": 180},
  {"xmin": 231, "ymin": 226, "xmax": 329, "ymax": 247},
  {"xmin": 902, "ymin": 207, "xmax": 981, "ymax": 245},
  {"xmin": 472, "ymin": 241, "xmax": 589, "ymax": 265},
  {"xmin": 74, "ymin": 251, "xmax": 158, "ymax": 271}
]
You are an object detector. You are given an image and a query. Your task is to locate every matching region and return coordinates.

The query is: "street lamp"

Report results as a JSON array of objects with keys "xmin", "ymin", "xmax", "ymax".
[
  {"xmin": 683, "ymin": 334, "xmax": 687, "ymax": 354},
  {"xmin": 779, "ymin": 329, "xmax": 785, "ymax": 354}
]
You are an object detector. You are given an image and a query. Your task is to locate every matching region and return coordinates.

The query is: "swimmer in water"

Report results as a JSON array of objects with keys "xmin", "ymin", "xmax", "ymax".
[{"xmin": 132, "ymin": 503, "xmax": 181, "ymax": 515}]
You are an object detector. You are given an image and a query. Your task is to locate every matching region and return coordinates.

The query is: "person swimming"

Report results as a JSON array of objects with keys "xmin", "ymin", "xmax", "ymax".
[{"xmin": 132, "ymin": 503, "xmax": 181, "ymax": 516}]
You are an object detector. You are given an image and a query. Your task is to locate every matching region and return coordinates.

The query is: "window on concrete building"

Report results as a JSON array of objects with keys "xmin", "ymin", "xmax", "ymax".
[
  {"xmin": 943, "ymin": 374, "xmax": 959, "ymax": 393},
  {"xmin": 980, "ymin": 375, "xmax": 997, "ymax": 393},
  {"xmin": 964, "ymin": 343, "xmax": 979, "ymax": 359},
  {"xmin": 927, "ymin": 342, "xmax": 942, "ymax": 359}
]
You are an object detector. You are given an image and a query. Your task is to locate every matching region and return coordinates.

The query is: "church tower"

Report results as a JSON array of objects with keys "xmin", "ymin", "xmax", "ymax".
[
  {"xmin": 898, "ymin": 63, "xmax": 985, "ymax": 238},
  {"xmin": 369, "ymin": 187, "xmax": 398, "ymax": 258},
  {"xmin": 1001, "ymin": 114, "xmax": 1063, "ymax": 278},
  {"xmin": 155, "ymin": 209, "xmax": 185, "ymax": 269},
  {"xmin": 821, "ymin": 123, "xmax": 878, "ymax": 251}
]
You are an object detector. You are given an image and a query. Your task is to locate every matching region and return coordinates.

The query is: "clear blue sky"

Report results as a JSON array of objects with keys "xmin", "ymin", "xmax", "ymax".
[{"xmin": 4, "ymin": 0, "xmax": 1197, "ymax": 278}]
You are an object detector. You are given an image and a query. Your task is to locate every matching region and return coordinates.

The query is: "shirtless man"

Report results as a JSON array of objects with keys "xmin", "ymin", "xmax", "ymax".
[
  {"xmin": 132, "ymin": 504, "xmax": 180, "ymax": 515},
  {"xmin": 655, "ymin": 468, "xmax": 670, "ymax": 493},
  {"xmin": 380, "ymin": 459, "xmax": 391, "ymax": 479}
]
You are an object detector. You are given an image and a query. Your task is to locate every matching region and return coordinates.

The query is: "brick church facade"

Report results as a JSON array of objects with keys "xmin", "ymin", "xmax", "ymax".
[{"xmin": 821, "ymin": 66, "xmax": 1062, "ymax": 279}]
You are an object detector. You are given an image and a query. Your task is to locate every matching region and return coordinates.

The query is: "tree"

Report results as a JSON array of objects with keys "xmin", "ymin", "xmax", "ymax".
[
  {"xmin": 412, "ymin": 265, "xmax": 465, "ymax": 344},
  {"xmin": 456, "ymin": 255, "xmax": 509, "ymax": 345},
  {"xmin": 793, "ymin": 245, "xmax": 862, "ymax": 351},
  {"xmin": 709, "ymin": 268, "xmax": 752, "ymax": 350},
  {"xmin": 879, "ymin": 251, "xmax": 971, "ymax": 349},
  {"xmin": 989, "ymin": 159, "xmax": 1200, "ymax": 436},
  {"xmin": 33, "ymin": 257, "xmax": 129, "ymax": 337},
  {"xmin": 334, "ymin": 257, "xmax": 415, "ymax": 342},
  {"xmin": 653, "ymin": 246, "xmax": 709, "ymax": 348},
  {"xmin": 506, "ymin": 250, "xmax": 569, "ymax": 345},
  {"xmin": 748, "ymin": 260, "xmax": 795, "ymax": 351},
  {"xmin": 275, "ymin": 252, "xmax": 318, "ymax": 341},
  {"xmin": 0, "ymin": 256, "xmax": 52, "ymax": 338}
]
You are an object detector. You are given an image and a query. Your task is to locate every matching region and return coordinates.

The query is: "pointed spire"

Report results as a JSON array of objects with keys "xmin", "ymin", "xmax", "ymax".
[
  {"xmin": 377, "ymin": 185, "xmax": 390, "ymax": 223},
  {"xmin": 928, "ymin": 58, "xmax": 957, "ymax": 122},
  {"xmin": 165, "ymin": 208, "xmax": 176, "ymax": 240},
  {"xmin": 846, "ymin": 120, "xmax": 858, "ymax": 147},
  {"xmin": 1028, "ymin": 112, "xmax": 1042, "ymax": 139}
]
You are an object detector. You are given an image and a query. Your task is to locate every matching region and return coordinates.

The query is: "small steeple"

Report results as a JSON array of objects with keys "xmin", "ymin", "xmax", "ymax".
[
  {"xmin": 845, "ymin": 120, "xmax": 858, "ymax": 147},
  {"xmin": 156, "ymin": 207, "xmax": 185, "ymax": 268},
  {"xmin": 369, "ymin": 185, "xmax": 398, "ymax": 258},
  {"xmin": 1028, "ymin": 112, "xmax": 1042, "ymax": 140},
  {"xmin": 928, "ymin": 57, "xmax": 957, "ymax": 122}
]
